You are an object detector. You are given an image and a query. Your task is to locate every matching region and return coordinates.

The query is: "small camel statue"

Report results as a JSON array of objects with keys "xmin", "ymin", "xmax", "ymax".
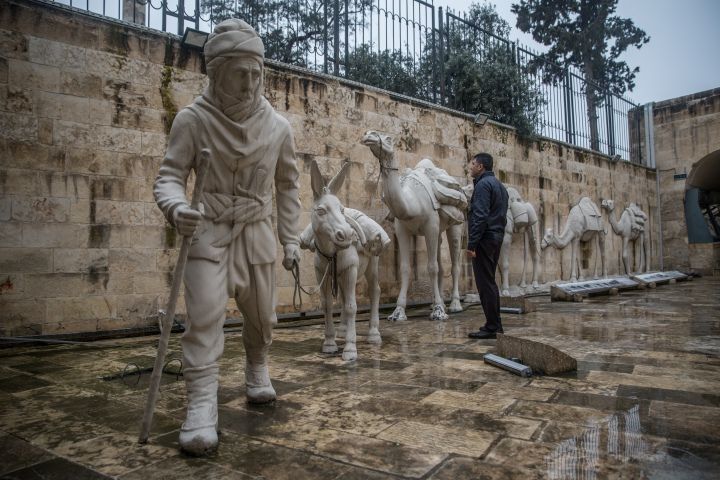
[
  {"xmin": 601, "ymin": 199, "xmax": 649, "ymax": 275},
  {"xmin": 361, "ymin": 130, "xmax": 466, "ymax": 322},
  {"xmin": 299, "ymin": 160, "xmax": 391, "ymax": 361},
  {"xmin": 500, "ymin": 187, "xmax": 541, "ymax": 296},
  {"xmin": 541, "ymin": 197, "xmax": 607, "ymax": 282}
]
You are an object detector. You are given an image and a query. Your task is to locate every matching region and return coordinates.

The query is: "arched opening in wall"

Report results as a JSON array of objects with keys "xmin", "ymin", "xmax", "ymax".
[{"xmin": 685, "ymin": 150, "xmax": 720, "ymax": 243}]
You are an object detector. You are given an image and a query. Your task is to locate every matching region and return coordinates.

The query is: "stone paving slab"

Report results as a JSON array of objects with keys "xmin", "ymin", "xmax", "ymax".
[{"xmin": 0, "ymin": 277, "xmax": 719, "ymax": 479}]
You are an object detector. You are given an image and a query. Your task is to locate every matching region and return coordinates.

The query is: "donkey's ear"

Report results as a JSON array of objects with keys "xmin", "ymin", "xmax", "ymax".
[
  {"xmin": 310, "ymin": 160, "xmax": 326, "ymax": 201},
  {"xmin": 327, "ymin": 160, "xmax": 351, "ymax": 195}
]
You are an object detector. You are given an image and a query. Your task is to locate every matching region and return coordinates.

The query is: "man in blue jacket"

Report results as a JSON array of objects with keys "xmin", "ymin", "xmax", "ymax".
[{"xmin": 466, "ymin": 153, "xmax": 509, "ymax": 339}]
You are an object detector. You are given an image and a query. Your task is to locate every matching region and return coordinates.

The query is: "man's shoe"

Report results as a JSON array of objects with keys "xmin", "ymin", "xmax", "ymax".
[
  {"xmin": 478, "ymin": 326, "xmax": 504, "ymax": 334},
  {"xmin": 468, "ymin": 329, "xmax": 500, "ymax": 339}
]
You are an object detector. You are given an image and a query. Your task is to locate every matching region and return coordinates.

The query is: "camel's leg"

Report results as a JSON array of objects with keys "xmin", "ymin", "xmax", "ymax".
[
  {"xmin": 642, "ymin": 234, "xmax": 649, "ymax": 273},
  {"xmin": 389, "ymin": 220, "xmax": 411, "ymax": 322},
  {"xmin": 528, "ymin": 225, "xmax": 541, "ymax": 289},
  {"xmin": 424, "ymin": 219, "xmax": 448, "ymax": 321},
  {"xmin": 365, "ymin": 256, "xmax": 382, "ymax": 344},
  {"xmin": 570, "ymin": 238, "xmax": 580, "ymax": 282},
  {"xmin": 621, "ymin": 237, "xmax": 630, "ymax": 275},
  {"xmin": 319, "ymin": 264, "xmax": 338, "ymax": 354},
  {"xmin": 339, "ymin": 266, "xmax": 358, "ymax": 362},
  {"xmin": 520, "ymin": 230, "xmax": 528, "ymax": 288},
  {"xmin": 447, "ymin": 223, "xmax": 464, "ymax": 313},
  {"xmin": 499, "ymin": 232, "xmax": 512, "ymax": 297},
  {"xmin": 591, "ymin": 235, "xmax": 599, "ymax": 280},
  {"xmin": 436, "ymin": 233, "xmax": 444, "ymax": 302},
  {"xmin": 599, "ymin": 232, "xmax": 607, "ymax": 278}
]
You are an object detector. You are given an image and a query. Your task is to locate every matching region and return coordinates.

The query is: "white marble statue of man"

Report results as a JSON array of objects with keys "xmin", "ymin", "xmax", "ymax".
[{"xmin": 153, "ymin": 19, "xmax": 301, "ymax": 455}]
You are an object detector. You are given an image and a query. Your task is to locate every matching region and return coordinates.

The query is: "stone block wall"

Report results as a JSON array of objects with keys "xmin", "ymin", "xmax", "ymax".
[
  {"xmin": 0, "ymin": 0, "xmax": 658, "ymax": 336},
  {"xmin": 631, "ymin": 88, "xmax": 720, "ymax": 274}
]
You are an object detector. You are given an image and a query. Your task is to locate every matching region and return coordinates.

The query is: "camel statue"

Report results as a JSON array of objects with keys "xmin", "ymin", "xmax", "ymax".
[
  {"xmin": 600, "ymin": 199, "xmax": 649, "ymax": 275},
  {"xmin": 299, "ymin": 160, "xmax": 391, "ymax": 361},
  {"xmin": 461, "ymin": 184, "xmax": 541, "ymax": 296},
  {"xmin": 500, "ymin": 187, "xmax": 541, "ymax": 296},
  {"xmin": 541, "ymin": 197, "xmax": 607, "ymax": 282},
  {"xmin": 361, "ymin": 130, "xmax": 466, "ymax": 321}
]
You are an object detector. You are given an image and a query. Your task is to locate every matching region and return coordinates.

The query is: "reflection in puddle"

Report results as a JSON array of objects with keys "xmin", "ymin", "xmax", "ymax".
[{"xmin": 546, "ymin": 405, "xmax": 647, "ymax": 479}]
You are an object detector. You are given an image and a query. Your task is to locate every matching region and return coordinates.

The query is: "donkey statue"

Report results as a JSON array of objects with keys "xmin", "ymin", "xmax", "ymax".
[{"xmin": 299, "ymin": 160, "xmax": 391, "ymax": 361}]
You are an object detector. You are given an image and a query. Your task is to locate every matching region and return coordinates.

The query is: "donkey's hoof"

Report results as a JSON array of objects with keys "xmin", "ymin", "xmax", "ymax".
[
  {"xmin": 367, "ymin": 329, "xmax": 382, "ymax": 345},
  {"xmin": 430, "ymin": 304, "xmax": 448, "ymax": 321},
  {"xmin": 501, "ymin": 289, "xmax": 510, "ymax": 297},
  {"xmin": 388, "ymin": 306, "xmax": 407, "ymax": 322},
  {"xmin": 448, "ymin": 299, "xmax": 463, "ymax": 313},
  {"xmin": 322, "ymin": 342, "xmax": 338, "ymax": 354},
  {"xmin": 342, "ymin": 345, "xmax": 357, "ymax": 362}
]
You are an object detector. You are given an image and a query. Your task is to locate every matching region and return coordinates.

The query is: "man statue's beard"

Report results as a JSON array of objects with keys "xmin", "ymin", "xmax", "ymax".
[{"xmin": 208, "ymin": 79, "xmax": 263, "ymax": 122}]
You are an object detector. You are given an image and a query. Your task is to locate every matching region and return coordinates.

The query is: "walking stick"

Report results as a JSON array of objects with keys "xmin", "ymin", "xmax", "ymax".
[{"xmin": 139, "ymin": 149, "xmax": 210, "ymax": 444}]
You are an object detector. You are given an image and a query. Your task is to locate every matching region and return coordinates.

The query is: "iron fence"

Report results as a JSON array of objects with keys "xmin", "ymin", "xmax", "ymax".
[{"xmin": 50, "ymin": 0, "xmax": 642, "ymax": 161}]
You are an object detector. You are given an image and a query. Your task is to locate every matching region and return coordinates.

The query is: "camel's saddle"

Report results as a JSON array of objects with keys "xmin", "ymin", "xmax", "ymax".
[{"xmin": 399, "ymin": 159, "xmax": 468, "ymax": 225}]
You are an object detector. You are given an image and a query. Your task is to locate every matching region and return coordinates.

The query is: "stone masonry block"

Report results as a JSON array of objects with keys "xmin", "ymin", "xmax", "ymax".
[
  {"xmin": 116, "ymin": 293, "xmax": 161, "ymax": 322},
  {"xmin": 8, "ymin": 59, "xmax": 60, "ymax": 92},
  {"xmin": 0, "ymin": 197, "xmax": 10, "ymax": 221},
  {"xmin": 22, "ymin": 223, "xmax": 84, "ymax": 248},
  {"xmin": 0, "ymin": 112, "xmax": 37, "ymax": 142},
  {"xmin": 46, "ymin": 295, "xmax": 117, "ymax": 323},
  {"xmin": 61, "ymin": 70, "xmax": 103, "ymax": 98},
  {"xmin": 0, "ymin": 247, "xmax": 52, "ymax": 272},
  {"xmin": 140, "ymin": 131, "xmax": 166, "ymax": 156},
  {"xmin": 132, "ymin": 271, "xmax": 172, "ymax": 294},
  {"xmin": 93, "ymin": 200, "xmax": 144, "ymax": 225},
  {"xmin": 0, "ymin": 221, "xmax": 22, "ymax": 247},
  {"xmin": 38, "ymin": 118, "xmax": 53, "ymax": 145},
  {"xmin": 95, "ymin": 126, "xmax": 142, "ymax": 153},
  {"xmin": 108, "ymin": 248, "xmax": 156, "ymax": 273},
  {"xmin": 0, "ymin": 298, "xmax": 46, "ymax": 331},
  {"xmin": 11, "ymin": 196, "xmax": 69, "ymax": 222},
  {"xmin": 1, "ymin": 86, "xmax": 34, "ymax": 114},
  {"xmin": 0, "ymin": 28, "xmax": 29, "ymax": 61},
  {"xmin": 0, "ymin": 273, "xmax": 23, "ymax": 298},
  {"xmin": 53, "ymin": 248, "xmax": 108, "ymax": 273}
]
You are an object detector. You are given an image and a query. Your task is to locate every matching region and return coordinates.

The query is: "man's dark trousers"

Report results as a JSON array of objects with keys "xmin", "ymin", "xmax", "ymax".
[{"xmin": 472, "ymin": 237, "xmax": 503, "ymax": 332}]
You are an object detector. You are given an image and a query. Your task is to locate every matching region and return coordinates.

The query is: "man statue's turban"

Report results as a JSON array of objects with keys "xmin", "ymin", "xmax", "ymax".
[{"xmin": 204, "ymin": 18, "xmax": 264, "ymax": 74}]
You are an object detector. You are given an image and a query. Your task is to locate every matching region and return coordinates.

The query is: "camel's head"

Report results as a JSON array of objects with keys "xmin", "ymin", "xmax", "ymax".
[
  {"xmin": 310, "ymin": 160, "xmax": 355, "ymax": 251},
  {"xmin": 600, "ymin": 199, "xmax": 615, "ymax": 212},
  {"xmin": 540, "ymin": 228, "xmax": 554, "ymax": 250},
  {"xmin": 361, "ymin": 130, "xmax": 395, "ymax": 166}
]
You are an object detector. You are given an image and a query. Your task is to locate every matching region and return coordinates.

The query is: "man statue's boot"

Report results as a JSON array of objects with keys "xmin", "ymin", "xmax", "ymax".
[
  {"xmin": 245, "ymin": 347, "xmax": 276, "ymax": 404},
  {"xmin": 179, "ymin": 364, "xmax": 219, "ymax": 455}
]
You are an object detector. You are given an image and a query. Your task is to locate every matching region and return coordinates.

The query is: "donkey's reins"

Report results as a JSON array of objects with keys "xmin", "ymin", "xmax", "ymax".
[{"xmin": 290, "ymin": 237, "xmax": 353, "ymax": 310}]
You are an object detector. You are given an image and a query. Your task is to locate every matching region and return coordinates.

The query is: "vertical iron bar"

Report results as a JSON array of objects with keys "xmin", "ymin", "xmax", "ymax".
[
  {"xmin": 178, "ymin": 0, "xmax": 185, "ymax": 36},
  {"xmin": 344, "ymin": 0, "xmax": 349, "ymax": 76},
  {"xmin": 324, "ymin": 0, "xmax": 329, "ymax": 73},
  {"xmin": 563, "ymin": 69, "xmax": 575, "ymax": 145},
  {"xmin": 438, "ymin": 6, "xmax": 445, "ymax": 106},
  {"xmin": 334, "ymin": 0, "xmax": 340, "ymax": 75},
  {"xmin": 431, "ymin": 5, "xmax": 436, "ymax": 103},
  {"xmin": 606, "ymin": 93, "xmax": 616, "ymax": 156}
]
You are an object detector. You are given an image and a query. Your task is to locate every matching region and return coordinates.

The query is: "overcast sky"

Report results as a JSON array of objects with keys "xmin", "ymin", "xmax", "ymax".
[{"xmin": 441, "ymin": 0, "xmax": 720, "ymax": 105}]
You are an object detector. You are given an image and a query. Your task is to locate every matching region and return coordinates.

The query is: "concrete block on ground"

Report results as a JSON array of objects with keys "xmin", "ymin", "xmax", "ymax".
[{"xmin": 496, "ymin": 334, "xmax": 577, "ymax": 375}]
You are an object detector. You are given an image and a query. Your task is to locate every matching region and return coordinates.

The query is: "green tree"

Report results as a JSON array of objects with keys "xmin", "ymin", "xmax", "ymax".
[
  {"xmin": 512, "ymin": 0, "xmax": 649, "ymax": 150},
  {"xmin": 201, "ymin": 0, "xmax": 372, "ymax": 67},
  {"xmin": 420, "ymin": 2, "xmax": 544, "ymax": 136},
  {"xmin": 345, "ymin": 45, "xmax": 420, "ymax": 98}
]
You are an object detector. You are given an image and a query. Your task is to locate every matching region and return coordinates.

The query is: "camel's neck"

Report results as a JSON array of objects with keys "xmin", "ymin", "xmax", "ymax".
[
  {"xmin": 551, "ymin": 227, "xmax": 574, "ymax": 249},
  {"xmin": 606, "ymin": 209, "xmax": 623, "ymax": 235},
  {"xmin": 381, "ymin": 167, "xmax": 416, "ymax": 220}
]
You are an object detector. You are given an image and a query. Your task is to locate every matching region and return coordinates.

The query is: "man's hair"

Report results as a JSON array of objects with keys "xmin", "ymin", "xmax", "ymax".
[{"xmin": 473, "ymin": 153, "xmax": 493, "ymax": 171}]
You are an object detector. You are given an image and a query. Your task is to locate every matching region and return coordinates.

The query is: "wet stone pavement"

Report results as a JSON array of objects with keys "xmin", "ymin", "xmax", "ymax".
[{"xmin": 1, "ymin": 277, "xmax": 719, "ymax": 479}]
